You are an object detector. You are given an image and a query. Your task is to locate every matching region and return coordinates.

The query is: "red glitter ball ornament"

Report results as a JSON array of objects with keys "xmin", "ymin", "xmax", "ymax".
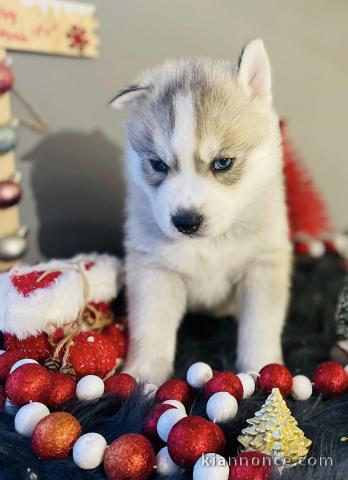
[
  {"xmin": 143, "ymin": 403, "xmax": 175, "ymax": 441},
  {"xmin": 229, "ymin": 451, "xmax": 272, "ymax": 480},
  {"xmin": 167, "ymin": 416, "xmax": 226, "ymax": 468},
  {"xmin": 104, "ymin": 373, "xmax": 136, "ymax": 400},
  {"xmin": 47, "ymin": 372, "xmax": 76, "ymax": 407},
  {"xmin": 104, "ymin": 433, "xmax": 155, "ymax": 480},
  {"xmin": 257, "ymin": 363, "xmax": 293, "ymax": 397},
  {"xmin": 204, "ymin": 371, "xmax": 243, "ymax": 403},
  {"xmin": 0, "ymin": 64, "xmax": 14, "ymax": 94},
  {"xmin": 6, "ymin": 363, "xmax": 52, "ymax": 405},
  {"xmin": 0, "ymin": 350, "xmax": 26, "ymax": 382},
  {"xmin": 67, "ymin": 332, "xmax": 117, "ymax": 378},
  {"xmin": 155, "ymin": 379, "xmax": 193, "ymax": 408},
  {"xmin": 32, "ymin": 412, "xmax": 81, "ymax": 460},
  {"xmin": 0, "ymin": 385, "xmax": 5, "ymax": 409},
  {"xmin": 102, "ymin": 323, "xmax": 127, "ymax": 358},
  {"xmin": 4, "ymin": 332, "xmax": 52, "ymax": 362},
  {"xmin": 312, "ymin": 361, "xmax": 348, "ymax": 397}
]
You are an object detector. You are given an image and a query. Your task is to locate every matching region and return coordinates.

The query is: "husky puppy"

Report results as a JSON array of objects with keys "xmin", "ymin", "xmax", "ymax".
[{"xmin": 111, "ymin": 39, "xmax": 292, "ymax": 385}]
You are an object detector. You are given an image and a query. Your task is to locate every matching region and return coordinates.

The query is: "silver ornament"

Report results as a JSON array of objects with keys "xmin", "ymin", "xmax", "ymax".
[
  {"xmin": 0, "ymin": 226, "xmax": 28, "ymax": 261},
  {"xmin": 0, "ymin": 125, "xmax": 17, "ymax": 154}
]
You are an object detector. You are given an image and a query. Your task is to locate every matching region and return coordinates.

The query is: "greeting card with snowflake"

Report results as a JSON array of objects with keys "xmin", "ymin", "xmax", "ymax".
[{"xmin": 0, "ymin": 0, "xmax": 99, "ymax": 58}]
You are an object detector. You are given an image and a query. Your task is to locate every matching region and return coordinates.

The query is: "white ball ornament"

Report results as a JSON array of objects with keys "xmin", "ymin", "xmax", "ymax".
[
  {"xmin": 73, "ymin": 432, "xmax": 107, "ymax": 469},
  {"xmin": 237, "ymin": 373, "xmax": 255, "ymax": 399},
  {"xmin": 10, "ymin": 358, "xmax": 38, "ymax": 374},
  {"xmin": 206, "ymin": 392, "xmax": 238, "ymax": 424},
  {"xmin": 187, "ymin": 362, "xmax": 213, "ymax": 389},
  {"xmin": 15, "ymin": 402, "xmax": 50, "ymax": 437},
  {"xmin": 156, "ymin": 446, "xmax": 181, "ymax": 476},
  {"xmin": 193, "ymin": 453, "xmax": 229, "ymax": 480},
  {"xmin": 291, "ymin": 375, "xmax": 313, "ymax": 401},
  {"xmin": 76, "ymin": 375, "xmax": 105, "ymax": 401},
  {"xmin": 162, "ymin": 399, "xmax": 186, "ymax": 415},
  {"xmin": 157, "ymin": 407, "xmax": 187, "ymax": 442}
]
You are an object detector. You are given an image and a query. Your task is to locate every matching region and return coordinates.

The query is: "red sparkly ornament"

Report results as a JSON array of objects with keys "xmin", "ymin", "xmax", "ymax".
[
  {"xmin": 102, "ymin": 323, "xmax": 127, "ymax": 358},
  {"xmin": 104, "ymin": 373, "xmax": 136, "ymax": 400},
  {"xmin": 204, "ymin": 371, "xmax": 243, "ymax": 403},
  {"xmin": 0, "ymin": 63, "xmax": 14, "ymax": 94},
  {"xmin": 143, "ymin": 403, "xmax": 175, "ymax": 441},
  {"xmin": 312, "ymin": 361, "xmax": 348, "ymax": 397},
  {"xmin": 4, "ymin": 332, "xmax": 52, "ymax": 362},
  {"xmin": 104, "ymin": 433, "xmax": 155, "ymax": 480},
  {"xmin": 257, "ymin": 363, "xmax": 293, "ymax": 397},
  {"xmin": 0, "ymin": 385, "xmax": 5, "ymax": 409},
  {"xmin": 5, "ymin": 364, "xmax": 52, "ymax": 405},
  {"xmin": 47, "ymin": 372, "xmax": 76, "ymax": 407},
  {"xmin": 67, "ymin": 332, "xmax": 117, "ymax": 378},
  {"xmin": 32, "ymin": 412, "xmax": 81, "ymax": 460},
  {"xmin": 167, "ymin": 416, "xmax": 226, "ymax": 468},
  {"xmin": 155, "ymin": 379, "xmax": 193, "ymax": 408},
  {"xmin": 229, "ymin": 451, "xmax": 272, "ymax": 480},
  {"xmin": 0, "ymin": 350, "xmax": 26, "ymax": 382}
]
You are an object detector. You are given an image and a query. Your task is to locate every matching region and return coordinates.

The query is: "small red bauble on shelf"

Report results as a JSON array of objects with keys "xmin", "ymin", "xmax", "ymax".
[
  {"xmin": 67, "ymin": 332, "xmax": 118, "ymax": 378},
  {"xmin": 257, "ymin": 363, "xmax": 293, "ymax": 397},
  {"xmin": 104, "ymin": 433, "xmax": 155, "ymax": 480},
  {"xmin": 32, "ymin": 412, "xmax": 81, "ymax": 460},
  {"xmin": 0, "ymin": 63, "xmax": 14, "ymax": 94},
  {"xmin": 5, "ymin": 364, "xmax": 52, "ymax": 405},
  {"xmin": 46, "ymin": 372, "xmax": 76, "ymax": 407},
  {"xmin": 155, "ymin": 379, "xmax": 193, "ymax": 409},
  {"xmin": 204, "ymin": 371, "xmax": 243, "ymax": 404},
  {"xmin": 229, "ymin": 451, "xmax": 272, "ymax": 480},
  {"xmin": 167, "ymin": 416, "xmax": 226, "ymax": 468},
  {"xmin": 4, "ymin": 332, "xmax": 52, "ymax": 362},
  {"xmin": 104, "ymin": 373, "xmax": 136, "ymax": 400},
  {"xmin": 143, "ymin": 403, "xmax": 175, "ymax": 441},
  {"xmin": 0, "ymin": 350, "xmax": 27, "ymax": 382},
  {"xmin": 0, "ymin": 385, "xmax": 5, "ymax": 409},
  {"xmin": 102, "ymin": 323, "xmax": 127, "ymax": 358},
  {"xmin": 312, "ymin": 361, "xmax": 348, "ymax": 397}
]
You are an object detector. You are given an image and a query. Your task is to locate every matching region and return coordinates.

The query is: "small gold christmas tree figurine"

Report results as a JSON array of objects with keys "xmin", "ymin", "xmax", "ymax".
[{"xmin": 238, "ymin": 387, "xmax": 312, "ymax": 465}]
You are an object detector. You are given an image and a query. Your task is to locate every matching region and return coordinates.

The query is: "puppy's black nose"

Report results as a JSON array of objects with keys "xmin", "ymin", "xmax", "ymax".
[{"xmin": 171, "ymin": 210, "xmax": 203, "ymax": 235}]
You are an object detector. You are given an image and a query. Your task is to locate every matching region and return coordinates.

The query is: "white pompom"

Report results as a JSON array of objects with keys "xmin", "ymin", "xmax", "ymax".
[
  {"xmin": 237, "ymin": 373, "xmax": 255, "ymax": 399},
  {"xmin": 206, "ymin": 392, "xmax": 238, "ymax": 424},
  {"xmin": 291, "ymin": 375, "xmax": 313, "ymax": 401},
  {"xmin": 157, "ymin": 407, "xmax": 186, "ymax": 442},
  {"xmin": 10, "ymin": 358, "xmax": 38, "ymax": 374},
  {"xmin": 73, "ymin": 432, "xmax": 107, "ymax": 469},
  {"xmin": 76, "ymin": 375, "xmax": 105, "ymax": 401},
  {"xmin": 193, "ymin": 453, "xmax": 229, "ymax": 480},
  {"xmin": 187, "ymin": 362, "xmax": 213, "ymax": 389},
  {"xmin": 5, "ymin": 398, "xmax": 19, "ymax": 416},
  {"xmin": 156, "ymin": 446, "xmax": 181, "ymax": 475},
  {"xmin": 15, "ymin": 402, "xmax": 50, "ymax": 437},
  {"xmin": 162, "ymin": 399, "xmax": 186, "ymax": 415}
]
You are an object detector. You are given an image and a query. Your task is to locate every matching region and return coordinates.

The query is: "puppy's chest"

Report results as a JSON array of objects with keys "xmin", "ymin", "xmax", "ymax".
[{"xmin": 163, "ymin": 241, "xmax": 249, "ymax": 309}]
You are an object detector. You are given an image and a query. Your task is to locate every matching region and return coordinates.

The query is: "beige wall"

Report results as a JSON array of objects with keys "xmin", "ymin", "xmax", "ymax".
[{"xmin": 10, "ymin": 0, "xmax": 348, "ymax": 262}]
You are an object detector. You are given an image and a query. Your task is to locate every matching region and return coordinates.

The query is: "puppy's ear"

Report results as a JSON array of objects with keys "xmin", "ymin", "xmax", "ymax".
[
  {"xmin": 110, "ymin": 84, "xmax": 150, "ymax": 110},
  {"xmin": 237, "ymin": 39, "xmax": 272, "ymax": 104}
]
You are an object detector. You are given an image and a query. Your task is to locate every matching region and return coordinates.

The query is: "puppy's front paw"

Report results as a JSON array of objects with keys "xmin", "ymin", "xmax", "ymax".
[
  {"xmin": 236, "ymin": 351, "xmax": 283, "ymax": 374},
  {"xmin": 123, "ymin": 359, "xmax": 173, "ymax": 386}
]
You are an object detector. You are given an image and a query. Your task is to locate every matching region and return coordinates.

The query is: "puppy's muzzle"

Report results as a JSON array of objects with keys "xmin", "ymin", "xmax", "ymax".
[{"xmin": 171, "ymin": 209, "xmax": 203, "ymax": 235}]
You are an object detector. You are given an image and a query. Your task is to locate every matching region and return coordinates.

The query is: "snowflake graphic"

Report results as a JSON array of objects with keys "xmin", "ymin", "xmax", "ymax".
[{"xmin": 66, "ymin": 25, "xmax": 89, "ymax": 53}]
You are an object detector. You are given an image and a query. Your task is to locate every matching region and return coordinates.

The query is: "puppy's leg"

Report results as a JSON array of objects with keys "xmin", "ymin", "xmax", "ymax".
[
  {"xmin": 236, "ymin": 251, "xmax": 291, "ymax": 373},
  {"xmin": 123, "ymin": 261, "xmax": 186, "ymax": 385}
]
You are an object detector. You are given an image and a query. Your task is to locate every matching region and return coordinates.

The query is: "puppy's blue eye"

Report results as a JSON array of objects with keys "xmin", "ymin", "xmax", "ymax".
[
  {"xmin": 149, "ymin": 159, "xmax": 169, "ymax": 174},
  {"xmin": 211, "ymin": 158, "xmax": 235, "ymax": 172}
]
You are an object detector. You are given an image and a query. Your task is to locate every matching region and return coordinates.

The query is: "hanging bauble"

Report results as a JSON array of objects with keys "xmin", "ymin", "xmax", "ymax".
[
  {"xmin": 0, "ymin": 63, "xmax": 14, "ymax": 94},
  {"xmin": 32, "ymin": 412, "xmax": 82, "ymax": 460},
  {"xmin": 0, "ymin": 125, "xmax": 17, "ymax": 154},
  {"xmin": 73, "ymin": 432, "xmax": 107, "ymax": 470},
  {"xmin": 104, "ymin": 433, "xmax": 155, "ymax": 480},
  {"xmin": 0, "ymin": 178, "xmax": 21, "ymax": 208},
  {"xmin": 0, "ymin": 226, "xmax": 28, "ymax": 261}
]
